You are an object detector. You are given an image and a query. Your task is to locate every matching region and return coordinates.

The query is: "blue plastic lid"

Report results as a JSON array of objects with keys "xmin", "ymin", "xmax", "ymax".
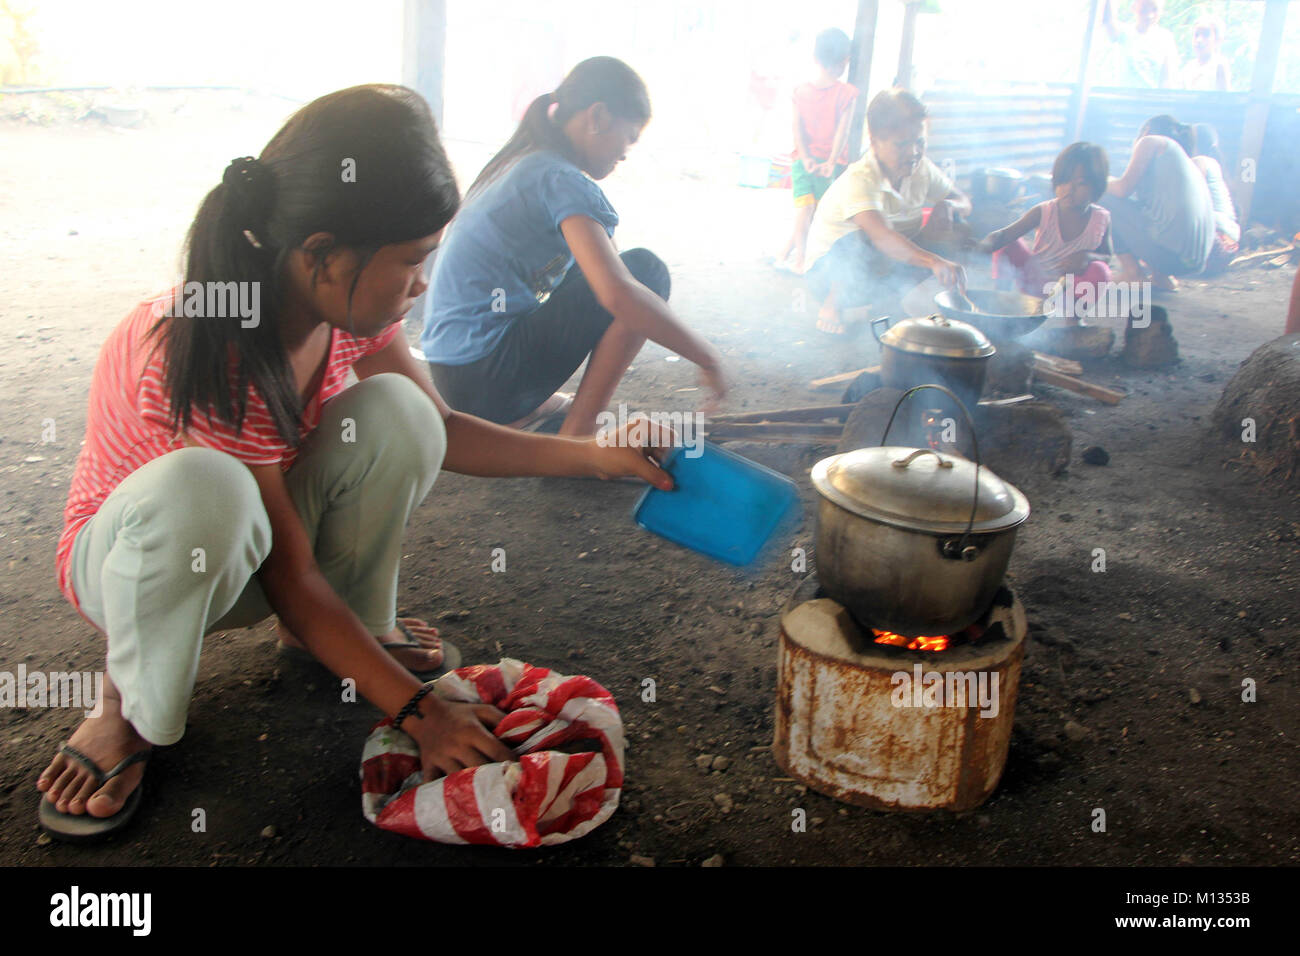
[{"xmin": 633, "ymin": 441, "xmax": 800, "ymax": 566}]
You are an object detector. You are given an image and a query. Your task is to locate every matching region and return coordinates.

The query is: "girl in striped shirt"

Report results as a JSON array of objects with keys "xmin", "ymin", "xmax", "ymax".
[{"xmin": 38, "ymin": 84, "xmax": 673, "ymax": 841}]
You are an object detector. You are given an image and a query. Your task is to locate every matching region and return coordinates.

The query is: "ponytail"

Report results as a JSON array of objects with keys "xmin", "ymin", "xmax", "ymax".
[
  {"xmin": 153, "ymin": 161, "xmax": 299, "ymax": 444},
  {"xmin": 467, "ymin": 56, "xmax": 650, "ymax": 198}
]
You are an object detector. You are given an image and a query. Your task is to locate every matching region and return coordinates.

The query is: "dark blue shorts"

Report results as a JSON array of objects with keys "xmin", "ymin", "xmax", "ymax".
[{"xmin": 428, "ymin": 248, "xmax": 670, "ymax": 424}]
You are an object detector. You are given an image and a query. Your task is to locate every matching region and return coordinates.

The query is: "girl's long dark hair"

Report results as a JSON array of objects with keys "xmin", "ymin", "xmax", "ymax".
[
  {"xmin": 466, "ymin": 56, "xmax": 650, "ymax": 197},
  {"xmin": 153, "ymin": 84, "xmax": 459, "ymax": 446},
  {"xmin": 1191, "ymin": 122, "xmax": 1226, "ymax": 168},
  {"xmin": 1142, "ymin": 114, "xmax": 1196, "ymax": 157}
]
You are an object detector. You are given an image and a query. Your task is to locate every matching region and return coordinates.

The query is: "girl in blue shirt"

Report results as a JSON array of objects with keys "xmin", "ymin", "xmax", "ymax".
[{"xmin": 420, "ymin": 57, "xmax": 727, "ymax": 436}]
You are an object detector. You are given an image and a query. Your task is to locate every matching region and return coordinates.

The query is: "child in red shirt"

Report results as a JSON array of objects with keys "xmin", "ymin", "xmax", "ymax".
[{"xmin": 776, "ymin": 28, "xmax": 857, "ymax": 274}]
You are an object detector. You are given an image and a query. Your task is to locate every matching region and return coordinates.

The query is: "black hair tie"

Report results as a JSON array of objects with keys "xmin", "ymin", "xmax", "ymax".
[{"xmin": 222, "ymin": 156, "xmax": 274, "ymax": 217}]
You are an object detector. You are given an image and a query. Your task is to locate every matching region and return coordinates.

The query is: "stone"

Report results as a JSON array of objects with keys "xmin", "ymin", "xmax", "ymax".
[
  {"xmin": 1211, "ymin": 333, "xmax": 1300, "ymax": 481},
  {"xmin": 1081, "ymin": 445, "xmax": 1110, "ymax": 466},
  {"xmin": 713, "ymin": 793, "xmax": 733, "ymax": 813},
  {"xmin": 701, "ymin": 854, "xmax": 725, "ymax": 867},
  {"xmin": 1122, "ymin": 306, "xmax": 1179, "ymax": 368},
  {"xmin": 1063, "ymin": 720, "xmax": 1089, "ymax": 742},
  {"xmin": 260, "ymin": 825, "xmax": 277, "ymax": 839},
  {"xmin": 629, "ymin": 855, "xmax": 656, "ymax": 867},
  {"xmin": 1024, "ymin": 325, "xmax": 1115, "ymax": 360},
  {"xmin": 695, "ymin": 754, "xmax": 715, "ymax": 772},
  {"xmin": 1189, "ymin": 688, "xmax": 1203, "ymax": 705},
  {"xmin": 972, "ymin": 401, "xmax": 1073, "ymax": 480},
  {"xmin": 711, "ymin": 755, "xmax": 731, "ymax": 772},
  {"xmin": 984, "ymin": 339, "xmax": 1035, "ymax": 396}
]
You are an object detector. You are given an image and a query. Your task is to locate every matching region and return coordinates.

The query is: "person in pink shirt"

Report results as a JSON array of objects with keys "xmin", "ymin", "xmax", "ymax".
[
  {"xmin": 37, "ymin": 84, "xmax": 673, "ymax": 842},
  {"xmin": 978, "ymin": 142, "xmax": 1113, "ymax": 323}
]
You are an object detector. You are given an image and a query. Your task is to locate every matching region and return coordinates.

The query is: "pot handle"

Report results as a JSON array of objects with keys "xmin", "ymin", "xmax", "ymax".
[
  {"xmin": 870, "ymin": 315, "xmax": 892, "ymax": 343},
  {"xmin": 891, "ymin": 448, "xmax": 954, "ymax": 470},
  {"xmin": 879, "ymin": 384, "xmax": 983, "ymax": 559}
]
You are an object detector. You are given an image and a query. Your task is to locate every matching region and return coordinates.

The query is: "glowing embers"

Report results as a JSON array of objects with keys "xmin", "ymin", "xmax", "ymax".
[
  {"xmin": 868, "ymin": 616, "xmax": 991, "ymax": 653},
  {"xmin": 871, "ymin": 629, "xmax": 950, "ymax": 652}
]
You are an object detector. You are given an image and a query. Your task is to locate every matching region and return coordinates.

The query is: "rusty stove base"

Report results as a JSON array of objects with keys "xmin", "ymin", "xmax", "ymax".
[{"xmin": 773, "ymin": 578, "xmax": 1026, "ymax": 812}]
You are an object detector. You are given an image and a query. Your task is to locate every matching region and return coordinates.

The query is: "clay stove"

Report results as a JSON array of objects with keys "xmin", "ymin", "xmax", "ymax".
[{"xmin": 774, "ymin": 575, "xmax": 1026, "ymax": 812}]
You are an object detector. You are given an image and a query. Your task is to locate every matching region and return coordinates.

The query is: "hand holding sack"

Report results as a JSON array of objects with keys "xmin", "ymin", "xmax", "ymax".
[{"xmin": 360, "ymin": 659, "xmax": 625, "ymax": 847}]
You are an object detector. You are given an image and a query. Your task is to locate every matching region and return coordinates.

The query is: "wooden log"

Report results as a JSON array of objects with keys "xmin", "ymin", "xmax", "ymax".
[
  {"xmin": 1230, "ymin": 244, "xmax": 1294, "ymax": 268},
  {"xmin": 810, "ymin": 366, "xmax": 880, "ymax": 389},
  {"xmin": 707, "ymin": 422, "xmax": 844, "ymax": 441},
  {"xmin": 709, "ymin": 404, "xmax": 855, "ymax": 424},
  {"xmin": 1032, "ymin": 352, "xmax": 1084, "ymax": 376},
  {"xmin": 1033, "ymin": 367, "xmax": 1126, "ymax": 404}
]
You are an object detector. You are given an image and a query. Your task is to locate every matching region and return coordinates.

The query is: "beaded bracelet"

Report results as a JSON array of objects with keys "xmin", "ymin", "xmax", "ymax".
[{"xmin": 393, "ymin": 681, "xmax": 437, "ymax": 734}]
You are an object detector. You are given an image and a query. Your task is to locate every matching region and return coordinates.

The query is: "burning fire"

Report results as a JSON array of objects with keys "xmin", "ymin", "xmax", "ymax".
[{"xmin": 872, "ymin": 629, "xmax": 950, "ymax": 652}]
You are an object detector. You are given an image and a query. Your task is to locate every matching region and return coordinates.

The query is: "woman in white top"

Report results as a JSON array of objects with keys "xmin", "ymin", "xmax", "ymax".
[{"xmin": 1191, "ymin": 123, "xmax": 1240, "ymax": 275}]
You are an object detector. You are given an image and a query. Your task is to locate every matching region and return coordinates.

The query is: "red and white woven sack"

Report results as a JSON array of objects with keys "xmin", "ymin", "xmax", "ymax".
[{"xmin": 360, "ymin": 659, "xmax": 625, "ymax": 847}]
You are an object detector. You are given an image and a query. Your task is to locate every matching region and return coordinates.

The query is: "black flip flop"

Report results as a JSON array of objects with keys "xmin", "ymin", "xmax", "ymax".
[
  {"xmin": 382, "ymin": 622, "xmax": 461, "ymax": 680},
  {"xmin": 38, "ymin": 743, "xmax": 149, "ymax": 843}
]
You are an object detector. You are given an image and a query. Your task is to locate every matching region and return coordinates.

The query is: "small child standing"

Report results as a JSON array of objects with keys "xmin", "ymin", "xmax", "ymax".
[
  {"xmin": 978, "ymin": 142, "xmax": 1112, "ymax": 321},
  {"xmin": 775, "ymin": 28, "xmax": 857, "ymax": 274}
]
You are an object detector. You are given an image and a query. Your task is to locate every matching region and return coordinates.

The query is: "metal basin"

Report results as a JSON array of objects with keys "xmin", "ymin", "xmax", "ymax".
[{"xmin": 934, "ymin": 289, "xmax": 1050, "ymax": 342}]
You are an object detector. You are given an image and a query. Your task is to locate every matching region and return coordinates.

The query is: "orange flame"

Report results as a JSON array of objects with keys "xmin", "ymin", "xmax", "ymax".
[{"xmin": 872, "ymin": 629, "xmax": 951, "ymax": 652}]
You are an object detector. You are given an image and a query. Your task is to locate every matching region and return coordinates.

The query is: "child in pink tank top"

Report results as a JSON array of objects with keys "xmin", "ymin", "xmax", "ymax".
[{"xmin": 978, "ymin": 143, "xmax": 1113, "ymax": 322}]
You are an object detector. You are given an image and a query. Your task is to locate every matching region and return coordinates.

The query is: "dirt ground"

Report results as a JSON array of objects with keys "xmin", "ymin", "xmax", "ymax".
[{"xmin": 1, "ymin": 92, "xmax": 1296, "ymax": 867}]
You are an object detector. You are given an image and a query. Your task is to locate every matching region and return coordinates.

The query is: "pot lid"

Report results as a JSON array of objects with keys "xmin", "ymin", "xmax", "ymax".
[
  {"xmin": 811, "ymin": 447, "xmax": 1030, "ymax": 535},
  {"xmin": 879, "ymin": 315, "xmax": 996, "ymax": 358}
]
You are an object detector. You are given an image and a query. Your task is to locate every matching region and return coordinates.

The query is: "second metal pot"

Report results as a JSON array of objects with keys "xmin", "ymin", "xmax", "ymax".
[{"xmin": 872, "ymin": 315, "xmax": 996, "ymax": 412}]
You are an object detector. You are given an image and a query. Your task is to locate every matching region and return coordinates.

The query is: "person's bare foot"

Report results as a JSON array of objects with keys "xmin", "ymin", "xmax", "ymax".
[
  {"xmin": 816, "ymin": 303, "xmax": 846, "ymax": 335},
  {"xmin": 277, "ymin": 617, "xmax": 444, "ymax": 672},
  {"xmin": 36, "ymin": 676, "xmax": 150, "ymax": 818}
]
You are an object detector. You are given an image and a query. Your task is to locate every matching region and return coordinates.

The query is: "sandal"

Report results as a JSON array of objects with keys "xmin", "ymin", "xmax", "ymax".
[
  {"xmin": 513, "ymin": 392, "xmax": 574, "ymax": 433},
  {"xmin": 38, "ymin": 743, "xmax": 150, "ymax": 842},
  {"xmin": 277, "ymin": 621, "xmax": 461, "ymax": 681}
]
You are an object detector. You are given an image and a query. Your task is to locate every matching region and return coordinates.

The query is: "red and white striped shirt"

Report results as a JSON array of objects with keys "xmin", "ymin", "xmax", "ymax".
[{"xmin": 56, "ymin": 291, "xmax": 403, "ymax": 611}]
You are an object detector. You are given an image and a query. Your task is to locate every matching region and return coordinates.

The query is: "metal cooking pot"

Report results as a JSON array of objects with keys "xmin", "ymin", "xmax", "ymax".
[
  {"xmin": 971, "ymin": 167, "xmax": 1025, "ymax": 204},
  {"xmin": 872, "ymin": 314, "xmax": 995, "ymax": 412},
  {"xmin": 811, "ymin": 385, "xmax": 1030, "ymax": 636}
]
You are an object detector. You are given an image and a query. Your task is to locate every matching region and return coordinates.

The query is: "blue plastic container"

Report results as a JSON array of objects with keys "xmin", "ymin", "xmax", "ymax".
[{"xmin": 633, "ymin": 442, "xmax": 800, "ymax": 566}]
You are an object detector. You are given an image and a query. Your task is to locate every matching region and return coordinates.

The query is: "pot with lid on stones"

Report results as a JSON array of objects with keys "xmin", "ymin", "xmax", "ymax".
[
  {"xmin": 811, "ymin": 385, "xmax": 1030, "ymax": 636},
  {"xmin": 872, "ymin": 314, "xmax": 996, "ymax": 411}
]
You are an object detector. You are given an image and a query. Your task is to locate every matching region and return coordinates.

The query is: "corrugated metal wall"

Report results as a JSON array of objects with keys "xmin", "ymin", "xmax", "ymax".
[{"xmin": 922, "ymin": 84, "xmax": 1074, "ymax": 180}]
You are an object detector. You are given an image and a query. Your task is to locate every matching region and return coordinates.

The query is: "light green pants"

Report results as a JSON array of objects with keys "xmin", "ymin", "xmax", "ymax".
[{"xmin": 68, "ymin": 373, "xmax": 446, "ymax": 745}]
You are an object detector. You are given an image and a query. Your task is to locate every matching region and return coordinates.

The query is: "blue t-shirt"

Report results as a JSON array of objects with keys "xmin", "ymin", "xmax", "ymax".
[{"xmin": 420, "ymin": 150, "xmax": 619, "ymax": 365}]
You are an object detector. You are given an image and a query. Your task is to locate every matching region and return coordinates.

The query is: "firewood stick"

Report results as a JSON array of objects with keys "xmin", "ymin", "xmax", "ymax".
[
  {"xmin": 709, "ymin": 403, "xmax": 856, "ymax": 424},
  {"xmin": 1229, "ymin": 244, "xmax": 1294, "ymax": 267},
  {"xmin": 809, "ymin": 365, "xmax": 880, "ymax": 389},
  {"xmin": 1032, "ymin": 352, "xmax": 1084, "ymax": 376},
  {"xmin": 1033, "ymin": 367, "xmax": 1126, "ymax": 404},
  {"xmin": 705, "ymin": 422, "xmax": 844, "ymax": 439}
]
